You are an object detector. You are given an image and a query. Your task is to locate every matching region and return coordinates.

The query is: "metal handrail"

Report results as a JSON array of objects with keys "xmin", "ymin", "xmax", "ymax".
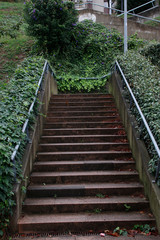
[
  {"xmin": 76, "ymin": 2, "xmax": 160, "ymax": 24},
  {"xmin": 114, "ymin": 60, "xmax": 160, "ymax": 183},
  {"xmin": 122, "ymin": 10, "xmax": 160, "ymax": 23},
  {"xmin": 11, "ymin": 60, "xmax": 50, "ymax": 178},
  {"xmin": 118, "ymin": 0, "xmax": 156, "ymax": 17},
  {"xmin": 57, "ymin": 73, "xmax": 111, "ymax": 81},
  {"xmin": 79, "ymin": 73, "xmax": 111, "ymax": 80},
  {"xmin": 48, "ymin": 60, "xmax": 111, "ymax": 81}
]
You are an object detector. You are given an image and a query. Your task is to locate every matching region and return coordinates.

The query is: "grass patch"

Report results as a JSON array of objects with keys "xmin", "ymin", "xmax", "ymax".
[
  {"xmin": 0, "ymin": 1, "xmax": 34, "ymax": 82},
  {"xmin": 144, "ymin": 16, "xmax": 160, "ymax": 27}
]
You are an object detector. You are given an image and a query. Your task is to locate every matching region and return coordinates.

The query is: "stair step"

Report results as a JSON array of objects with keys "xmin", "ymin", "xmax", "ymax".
[
  {"xmin": 44, "ymin": 122, "xmax": 122, "ymax": 129},
  {"xmin": 50, "ymin": 94, "xmax": 113, "ymax": 100},
  {"xmin": 33, "ymin": 160, "xmax": 135, "ymax": 172},
  {"xmin": 37, "ymin": 151, "xmax": 132, "ymax": 161},
  {"xmin": 18, "ymin": 211, "xmax": 155, "ymax": 233},
  {"xmin": 40, "ymin": 135, "xmax": 128, "ymax": 143},
  {"xmin": 47, "ymin": 110, "xmax": 118, "ymax": 117},
  {"xmin": 30, "ymin": 170, "xmax": 139, "ymax": 184},
  {"xmin": 42, "ymin": 128, "xmax": 126, "ymax": 136},
  {"xmin": 23, "ymin": 196, "xmax": 149, "ymax": 214},
  {"xmin": 49, "ymin": 101, "xmax": 115, "ymax": 107},
  {"xmin": 38, "ymin": 143, "xmax": 130, "ymax": 152},
  {"xmin": 48, "ymin": 106, "xmax": 116, "ymax": 111},
  {"xmin": 45, "ymin": 116, "xmax": 120, "ymax": 122},
  {"xmin": 27, "ymin": 182, "xmax": 144, "ymax": 198},
  {"xmin": 50, "ymin": 94, "xmax": 113, "ymax": 99}
]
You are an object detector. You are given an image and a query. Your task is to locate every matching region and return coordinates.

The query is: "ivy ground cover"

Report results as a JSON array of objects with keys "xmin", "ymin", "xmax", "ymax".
[
  {"xmin": 0, "ymin": 56, "xmax": 44, "ymax": 237},
  {"xmin": 117, "ymin": 48, "xmax": 160, "ymax": 185}
]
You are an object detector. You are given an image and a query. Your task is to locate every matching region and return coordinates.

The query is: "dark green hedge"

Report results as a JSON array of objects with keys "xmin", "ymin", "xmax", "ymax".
[{"xmin": 140, "ymin": 42, "xmax": 160, "ymax": 69}]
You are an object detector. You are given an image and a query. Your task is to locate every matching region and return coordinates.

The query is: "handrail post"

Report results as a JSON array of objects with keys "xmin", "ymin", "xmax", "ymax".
[
  {"xmin": 155, "ymin": 159, "xmax": 160, "ymax": 183},
  {"xmin": 124, "ymin": 0, "xmax": 128, "ymax": 53},
  {"xmin": 129, "ymin": 97, "xmax": 133, "ymax": 109},
  {"xmin": 139, "ymin": 121, "xmax": 144, "ymax": 139},
  {"xmin": 26, "ymin": 124, "xmax": 31, "ymax": 144}
]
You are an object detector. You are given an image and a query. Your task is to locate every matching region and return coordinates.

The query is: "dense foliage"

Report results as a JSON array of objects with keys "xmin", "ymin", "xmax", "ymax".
[
  {"xmin": 117, "ymin": 51, "xmax": 160, "ymax": 185},
  {"xmin": 116, "ymin": 0, "xmax": 153, "ymax": 13},
  {"xmin": 23, "ymin": 0, "xmax": 78, "ymax": 53},
  {"xmin": 0, "ymin": 57, "xmax": 44, "ymax": 236},
  {"xmin": 49, "ymin": 21, "xmax": 145, "ymax": 93},
  {"xmin": 140, "ymin": 42, "xmax": 160, "ymax": 68}
]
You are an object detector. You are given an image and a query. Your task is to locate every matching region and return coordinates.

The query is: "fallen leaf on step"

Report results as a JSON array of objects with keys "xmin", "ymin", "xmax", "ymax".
[
  {"xmin": 148, "ymin": 213, "xmax": 153, "ymax": 217},
  {"xmin": 107, "ymin": 231, "xmax": 119, "ymax": 237},
  {"xmin": 100, "ymin": 233, "xmax": 106, "ymax": 237}
]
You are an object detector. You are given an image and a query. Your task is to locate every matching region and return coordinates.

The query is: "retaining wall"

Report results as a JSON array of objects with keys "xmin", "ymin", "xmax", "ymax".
[{"xmin": 78, "ymin": 9, "xmax": 160, "ymax": 41}]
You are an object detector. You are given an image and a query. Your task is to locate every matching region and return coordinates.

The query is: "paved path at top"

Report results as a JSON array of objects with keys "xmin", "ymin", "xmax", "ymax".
[{"xmin": 11, "ymin": 233, "xmax": 160, "ymax": 240}]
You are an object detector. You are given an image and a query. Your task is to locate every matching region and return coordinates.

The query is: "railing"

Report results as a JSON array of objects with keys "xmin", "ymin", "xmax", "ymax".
[
  {"xmin": 11, "ymin": 60, "xmax": 52, "ymax": 179},
  {"xmin": 118, "ymin": 0, "xmax": 156, "ymax": 16},
  {"xmin": 57, "ymin": 73, "xmax": 111, "ymax": 81},
  {"xmin": 76, "ymin": 2, "xmax": 160, "ymax": 24},
  {"xmin": 114, "ymin": 60, "xmax": 160, "ymax": 183}
]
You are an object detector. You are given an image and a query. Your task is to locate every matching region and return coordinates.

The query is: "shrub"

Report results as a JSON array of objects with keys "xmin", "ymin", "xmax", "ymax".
[
  {"xmin": 140, "ymin": 42, "xmax": 160, "ymax": 68},
  {"xmin": 23, "ymin": 0, "xmax": 78, "ymax": 54},
  {"xmin": 49, "ymin": 20, "xmax": 146, "ymax": 93},
  {"xmin": 0, "ymin": 56, "xmax": 44, "ymax": 236}
]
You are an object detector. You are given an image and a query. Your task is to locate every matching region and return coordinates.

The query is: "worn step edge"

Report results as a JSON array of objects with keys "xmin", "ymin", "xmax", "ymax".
[
  {"xmin": 38, "ymin": 142, "xmax": 129, "ymax": 147},
  {"xmin": 18, "ymin": 212, "xmax": 155, "ymax": 233},
  {"xmin": 30, "ymin": 171, "xmax": 138, "ymax": 184},
  {"xmin": 45, "ymin": 116, "xmax": 120, "ymax": 121},
  {"xmin": 36, "ymin": 151, "xmax": 132, "ymax": 161},
  {"xmin": 48, "ymin": 106, "xmax": 116, "ymax": 110},
  {"xmin": 40, "ymin": 135, "xmax": 128, "ymax": 143},
  {"xmin": 50, "ymin": 94, "xmax": 113, "ymax": 97},
  {"xmin": 23, "ymin": 196, "xmax": 149, "ymax": 207},
  {"xmin": 33, "ymin": 160, "xmax": 135, "ymax": 172},
  {"xmin": 23, "ymin": 196, "xmax": 149, "ymax": 213},
  {"xmin": 43, "ymin": 123, "xmax": 123, "ymax": 129},
  {"xmin": 27, "ymin": 182, "xmax": 143, "ymax": 193},
  {"xmin": 31, "ymin": 170, "xmax": 138, "ymax": 177}
]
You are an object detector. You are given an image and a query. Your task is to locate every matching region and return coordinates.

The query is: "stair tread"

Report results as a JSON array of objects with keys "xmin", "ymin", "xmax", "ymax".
[
  {"xmin": 18, "ymin": 211, "xmax": 154, "ymax": 224},
  {"xmin": 41, "ymin": 134, "xmax": 127, "ymax": 137},
  {"xmin": 43, "ymin": 127, "xmax": 125, "ymax": 130},
  {"xmin": 31, "ymin": 170, "xmax": 138, "ymax": 177},
  {"xmin": 23, "ymin": 196, "xmax": 149, "ymax": 206},
  {"xmin": 34, "ymin": 160, "xmax": 134, "ymax": 165},
  {"xmin": 51, "ymin": 94, "xmax": 112, "ymax": 97},
  {"xmin": 48, "ymin": 111, "xmax": 118, "ymax": 114},
  {"xmin": 28, "ymin": 182, "xmax": 143, "ymax": 190},
  {"xmin": 37, "ymin": 150, "xmax": 131, "ymax": 155},
  {"xmin": 39, "ymin": 143, "xmax": 129, "ymax": 146}
]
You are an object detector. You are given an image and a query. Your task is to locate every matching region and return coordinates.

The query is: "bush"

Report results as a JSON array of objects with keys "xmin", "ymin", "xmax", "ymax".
[
  {"xmin": 49, "ymin": 20, "xmax": 146, "ymax": 93},
  {"xmin": 0, "ymin": 56, "xmax": 44, "ymax": 236},
  {"xmin": 117, "ymin": 51, "xmax": 160, "ymax": 184},
  {"xmin": 140, "ymin": 42, "xmax": 160, "ymax": 68},
  {"xmin": 23, "ymin": 0, "xmax": 78, "ymax": 54}
]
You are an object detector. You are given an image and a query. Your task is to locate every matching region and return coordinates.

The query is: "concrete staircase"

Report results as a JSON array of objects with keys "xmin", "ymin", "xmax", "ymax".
[{"xmin": 18, "ymin": 94, "xmax": 155, "ymax": 234}]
